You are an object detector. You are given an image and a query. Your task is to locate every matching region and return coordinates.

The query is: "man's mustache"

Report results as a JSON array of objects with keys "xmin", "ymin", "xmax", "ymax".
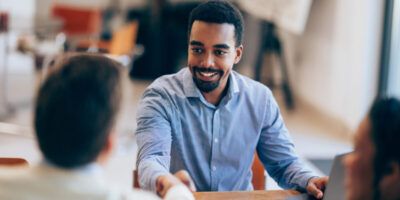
[{"xmin": 192, "ymin": 66, "xmax": 223, "ymax": 74}]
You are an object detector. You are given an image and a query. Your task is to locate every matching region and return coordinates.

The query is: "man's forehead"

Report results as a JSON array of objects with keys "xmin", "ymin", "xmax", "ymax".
[{"xmin": 189, "ymin": 21, "xmax": 236, "ymax": 46}]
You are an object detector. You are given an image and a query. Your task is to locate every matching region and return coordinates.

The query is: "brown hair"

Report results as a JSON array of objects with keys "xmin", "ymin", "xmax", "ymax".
[{"xmin": 35, "ymin": 53, "xmax": 123, "ymax": 168}]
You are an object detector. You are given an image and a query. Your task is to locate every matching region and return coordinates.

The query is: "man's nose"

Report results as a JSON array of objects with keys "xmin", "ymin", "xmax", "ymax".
[{"xmin": 200, "ymin": 53, "xmax": 215, "ymax": 67}]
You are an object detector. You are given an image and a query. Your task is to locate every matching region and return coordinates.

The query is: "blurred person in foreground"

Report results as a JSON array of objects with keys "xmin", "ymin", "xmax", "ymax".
[
  {"xmin": 344, "ymin": 97, "xmax": 400, "ymax": 200},
  {"xmin": 0, "ymin": 54, "xmax": 193, "ymax": 200}
]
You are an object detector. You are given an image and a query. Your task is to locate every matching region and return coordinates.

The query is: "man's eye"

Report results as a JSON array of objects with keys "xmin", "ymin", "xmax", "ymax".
[
  {"xmin": 215, "ymin": 50, "xmax": 227, "ymax": 55},
  {"xmin": 191, "ymin": 48, "xmax": 203, "ymax": 54}
]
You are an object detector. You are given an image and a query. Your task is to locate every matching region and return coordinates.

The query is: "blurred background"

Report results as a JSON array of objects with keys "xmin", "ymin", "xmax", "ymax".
[{"xmin": 0, "ymin": 0, "xmax": 399, "ymax": 189}]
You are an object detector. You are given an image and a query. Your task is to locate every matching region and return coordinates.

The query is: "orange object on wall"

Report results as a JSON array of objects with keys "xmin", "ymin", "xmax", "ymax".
[{"xmin": 51, "ymin": 4, "xmax": 101, "ymax": 36}]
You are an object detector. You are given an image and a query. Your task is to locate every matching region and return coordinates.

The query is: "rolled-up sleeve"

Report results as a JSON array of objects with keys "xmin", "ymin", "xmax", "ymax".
[
  {"xmin": 136, "ymin": 88, "xmax": 173, "ymax": 191},
  {"xmin": 257, "ymin": 91, "xmax": 317, "ymax": 191}
]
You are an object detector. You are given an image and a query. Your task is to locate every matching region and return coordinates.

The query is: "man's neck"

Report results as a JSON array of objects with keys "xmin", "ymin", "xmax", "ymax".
[{"xmin": 202, "ymin": 79, "xmax": 229, "ymax": 106}]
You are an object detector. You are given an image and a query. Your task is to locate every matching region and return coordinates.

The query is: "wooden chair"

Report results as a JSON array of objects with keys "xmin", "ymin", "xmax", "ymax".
[
  {"xmin": 0, "ymin": 157, "xmax": 29, "ymax": 167},
  {"xmin": 252, "ymin": 153, "xmax": 266, "ymax": 190},
  {"xmin": 132, "ymin": 154, "xmax": 266, "ymax": 190},
  {"xmin": 77, "ymin": 21, "xmax": 139, "ymax": 56}
]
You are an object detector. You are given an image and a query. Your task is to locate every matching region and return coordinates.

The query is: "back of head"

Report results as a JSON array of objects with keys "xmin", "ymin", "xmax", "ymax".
[
  {"xmin": 34, "ymin": 53, "xmax": 122, "ymax": 169},
  {"xmin": 369, "ymin": 97, "xmax": 400, "ymax": 199},
  {"xmin": 188, "ymin": 0, "xmax": 244, "ymax": 46}
]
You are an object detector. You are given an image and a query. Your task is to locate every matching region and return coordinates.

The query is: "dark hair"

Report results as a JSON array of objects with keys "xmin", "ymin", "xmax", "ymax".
[
  {"xmin": 188, "ymin": 0, "xmax": 244, "ymax": 46},
  {"xmin": 34, "ymin": 53, "xmax": 123, "ymax": 169},
  {"xmin": 369, "ymin": 97, "xmax": 400, "ymax": 200}
]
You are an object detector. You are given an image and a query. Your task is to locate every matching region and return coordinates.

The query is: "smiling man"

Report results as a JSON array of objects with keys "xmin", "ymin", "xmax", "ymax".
[{"xmin": 135, "ymin": 1, "xmax": 327, "ymax": 199}]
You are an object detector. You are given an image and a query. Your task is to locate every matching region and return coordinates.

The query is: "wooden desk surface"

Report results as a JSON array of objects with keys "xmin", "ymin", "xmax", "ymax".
[{"xmin": 194, "ymin": 190, "xmax": 300, "ymax": 200}]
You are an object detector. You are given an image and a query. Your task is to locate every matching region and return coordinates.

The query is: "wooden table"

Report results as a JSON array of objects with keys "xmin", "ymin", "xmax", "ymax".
[{"xmin": 194, "ymin": 190, "xmax": 301, "ymax": 200}]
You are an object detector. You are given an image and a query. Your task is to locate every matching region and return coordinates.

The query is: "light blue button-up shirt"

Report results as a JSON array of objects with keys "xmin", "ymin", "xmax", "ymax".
[{"xmin": 136, "ymin": 68, "xmax": 316, "ymax": 192}]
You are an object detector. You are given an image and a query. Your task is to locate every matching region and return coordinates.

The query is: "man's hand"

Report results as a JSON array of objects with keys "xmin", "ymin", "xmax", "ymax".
[
  {"xmin": 156, "ymin": 170, "xmax": 196, "ymax": 198},
  {"xmin": 306, "ymin": 176, "xmax": 329, "ymax": 199}
]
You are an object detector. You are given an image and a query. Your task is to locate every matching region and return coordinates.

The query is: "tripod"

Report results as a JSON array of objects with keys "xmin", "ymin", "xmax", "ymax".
[{"xmin": 254, "ymin": 21, "xmax": 294, "ymax": 110}]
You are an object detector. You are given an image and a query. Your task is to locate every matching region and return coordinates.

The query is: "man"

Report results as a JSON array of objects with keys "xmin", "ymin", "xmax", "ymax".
[
  {"xmin": 0, "ymin": 54, "xmax": 193, "ymax": 200},
  {"xmin": 136, "ymin": 1, "xmax": 327, "ymax": 199},
  {"xmin": 344, "ymin": 97, "xmax": 400, "ymax": 200}
]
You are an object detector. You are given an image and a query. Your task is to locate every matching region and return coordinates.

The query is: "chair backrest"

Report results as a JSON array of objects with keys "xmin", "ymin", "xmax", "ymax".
[
  {"xmin": 252, "ymin": 154, "xmax": 265, "ymax": 190},
  {"xmin": 51, "ymin": 4, "xmax": 101, "ymax": 37},
  {"xmin": 0, "ymin": 157, "xmax": 29, "ymax": 167},
  {"xmin": 109, "ymin": 21, "xmax": 139, "ymax": 55},
  {"xmin": 133, "ymin": 169, "xmax": 140, "ymax": 188},
  {"xmin": 132, "ymin": 154, "xmax": 266, "ymax": 190}
]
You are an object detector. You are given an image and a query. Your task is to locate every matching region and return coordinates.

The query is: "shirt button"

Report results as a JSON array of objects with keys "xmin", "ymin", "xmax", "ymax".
[
  {"xmin": 214, "ymin": 138, "xmax": 218, "ymax": 143},
  {"xmin": 212, "ymin": 166, "xmax": 217, "ymax": 171}
]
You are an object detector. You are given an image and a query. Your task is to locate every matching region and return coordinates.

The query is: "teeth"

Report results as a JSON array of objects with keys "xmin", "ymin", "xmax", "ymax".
[{"xmin": 199, "ymin": 72, "xmax": 217, "ymax": 77}]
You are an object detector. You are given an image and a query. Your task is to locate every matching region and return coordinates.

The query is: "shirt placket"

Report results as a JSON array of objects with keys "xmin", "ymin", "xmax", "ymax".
[{"xmin": 210, "ymin": 108, "xmax": 220, "ymax": 190}]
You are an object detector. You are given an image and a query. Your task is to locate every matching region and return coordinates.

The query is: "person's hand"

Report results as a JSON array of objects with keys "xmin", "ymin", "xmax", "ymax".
[
  {"xmin": 306, "ymin": 176, "xmax": 329, "ymax": 199},
  {"xmin": 156, "ymin": 170, "xmax": 196, "ymax": 197}
]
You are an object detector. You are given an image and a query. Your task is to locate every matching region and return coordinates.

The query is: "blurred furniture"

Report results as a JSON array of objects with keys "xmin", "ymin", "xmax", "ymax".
[
  {"xmin": 51, "ymin": 3, "xmax": 102, "ymax": 49},
  {"xmin": 128, "ymin": 2, "xmax": 200, "ymax": 79},
  {"xmin": 133, "ymin": 169, "xmax": 139, "ymax": 188},
  {"xmin": 132, "ymin": 154, "xmax": 266, "ymax": 190},
  {"xmin": 252, "ymin": 154, "xmax": 265, "ymax": 190},
  {"xmin": 194, "ymin": 190, "xmax": 300, "ymax": 200},
  {"xmin": 254, "ymin": 22, "xmax": 294, "ymax": 109},
  {"xmin": 0, "ymin": 11, "xmax": 13, "ymax": 119},
  {"xmin": 0, "ymin": 157, "xmax": 28, "ymax": 166},
  {"xmin": 239, "ymin": 0, "xmax": 314, "ymax": 110},
  {"xmin": 77, "ymin": 21, "xmax": 139, "ymax": 56}
]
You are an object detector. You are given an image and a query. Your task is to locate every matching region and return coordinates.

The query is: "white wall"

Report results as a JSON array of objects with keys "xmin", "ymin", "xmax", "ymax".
[
  {"xmin": 280, "ymin": 0, "xmax": 383, "ymax": 131},
  {"xmin": 0, "ymin": 0, "xmax": 35, "ymax": 30},
  {"xmin": 388, "ymin": 0, "xmax": 400, "ymax": 99}
]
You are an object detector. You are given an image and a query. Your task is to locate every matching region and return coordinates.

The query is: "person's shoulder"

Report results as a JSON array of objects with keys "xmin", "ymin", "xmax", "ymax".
[
  {"xmin": 232, "ymin": 71, "xmax": 272, "ymax": 95},
  {"xmin": 0, "ymin": 166, "xmax": 29, "ymax": 181},
  {"xmin": 144, "ymin": 68, "xmax": 189, "ymax": 100},
  {"xmin": 0, "ymin": 166, "xmax": 33, "ymax": 197},
  {"xmin": 148, "ymin": 68, "xmax": 187, "ymax": 91}
]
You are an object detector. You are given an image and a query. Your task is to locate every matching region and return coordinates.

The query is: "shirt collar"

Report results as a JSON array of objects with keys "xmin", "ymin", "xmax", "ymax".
[
  {"xmin": 182, "ymin": 67, "xmax": 240, "ymax": 98},
  {"xmin": 183, "ymin": 68, "xmax": 201, "ymax": 98}
]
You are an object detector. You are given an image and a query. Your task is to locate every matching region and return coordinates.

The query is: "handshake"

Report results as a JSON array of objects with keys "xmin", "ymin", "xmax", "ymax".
[{"xmin": 156, "ymin": 170, "xmax": 197, "ymax": 198}]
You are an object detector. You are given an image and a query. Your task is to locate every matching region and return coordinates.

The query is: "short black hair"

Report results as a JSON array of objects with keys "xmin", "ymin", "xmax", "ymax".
[
  {"xmin": 188, "ymin": 0, "xmax": 244, "ymax": 46},
  {"xmin": 369, "ymin": 97, "xmax": 400, "ymax": 200},
  {"xmin": 34, "ymin": 53, "xmax": 123, "ymax": 169}
]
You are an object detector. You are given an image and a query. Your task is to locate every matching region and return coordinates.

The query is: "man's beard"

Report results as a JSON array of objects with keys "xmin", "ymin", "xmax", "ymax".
[{"xmin": 192, "ymin": 66, "xmax": 224, "ymax": 93}]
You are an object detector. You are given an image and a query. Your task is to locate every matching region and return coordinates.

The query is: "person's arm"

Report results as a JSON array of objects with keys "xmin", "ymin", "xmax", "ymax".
[
  {"xmin": 257, "ymin": 90, "xmax": 319, "ymax": 191},
  {"xmin": 136, "ymin": 88, "xmax": 196, "ymax": 197},
  {"xmin": 136, "ymin": 88, "xmax": 173, "ymax": 192}
]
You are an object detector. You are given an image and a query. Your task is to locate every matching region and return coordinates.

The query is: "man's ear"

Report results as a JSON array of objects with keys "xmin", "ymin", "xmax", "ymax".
[
  {"xmin": 97, "ymin": 130, "xmax": 116, "ymax": 165},
  {"xmin": 234, "ymin": 45, "xmax": 243, "ymax": 64}
]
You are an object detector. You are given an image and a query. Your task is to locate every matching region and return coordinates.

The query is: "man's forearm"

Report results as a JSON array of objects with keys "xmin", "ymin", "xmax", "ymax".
[{"xmin": 138, "ymin": 158, "xmax": 170, "ymax": 191}]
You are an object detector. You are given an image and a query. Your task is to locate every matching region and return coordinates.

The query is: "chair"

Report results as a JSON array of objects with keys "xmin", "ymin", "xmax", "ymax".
[
  {"xmin": 252, "ymin": 154, "xmax": 266, "ymax": 190},
  {"xmin": 0, "ymin": 157, "xmax": 29, "ymax": 166},
  {"xmin": 132, "ymin": 154, "xmax": 266, "ymax": 190},
  {"xmin": 77, "ymin": 21, "xmax": 139, "ymax": 56},
  {"xmin": 32, "ymin": 4, "xmax": 101, "ymax": 72}
]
